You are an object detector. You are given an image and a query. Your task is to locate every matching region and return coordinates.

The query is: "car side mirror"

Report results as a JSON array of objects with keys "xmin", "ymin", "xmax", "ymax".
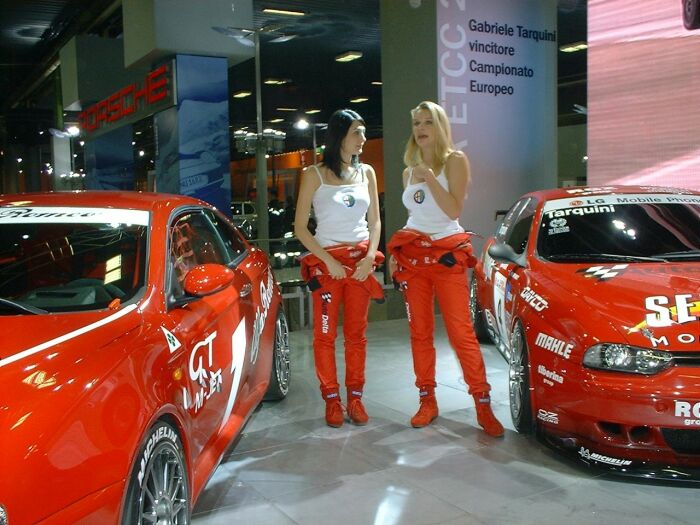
[
  {"xmin": 488, "ymin": 242, "xmax": 527, "ymax": 268},
  {"xmin": 183, "ymin": 264, "xmax": 235, "ymax": 297}
]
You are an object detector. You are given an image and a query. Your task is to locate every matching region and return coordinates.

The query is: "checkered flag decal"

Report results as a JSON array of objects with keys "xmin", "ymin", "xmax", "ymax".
[
  {"xmin": 321, "ymin": 292, "xmax": 332, "ymax": 303},
  {"xmin": 577, "ymin": 264, "xmax": 628, "ymax": 281}
]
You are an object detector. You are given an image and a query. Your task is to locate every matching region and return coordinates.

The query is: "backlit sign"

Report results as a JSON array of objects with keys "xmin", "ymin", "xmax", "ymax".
[{"xmin": 78, "ymin": 61, "xmax": 175, "ymax": 137}]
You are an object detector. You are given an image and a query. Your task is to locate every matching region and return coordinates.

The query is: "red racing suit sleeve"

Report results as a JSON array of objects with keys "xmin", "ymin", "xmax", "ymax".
[
  {"xmin": 299, "ymin": 241, "xmax": 385, "ymax": 302},
  {"xmin": 387, "ymin": 229, "xmax": 476, "ymax": 283}
]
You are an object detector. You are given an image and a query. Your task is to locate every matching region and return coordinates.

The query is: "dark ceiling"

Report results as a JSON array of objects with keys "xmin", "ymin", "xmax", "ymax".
[{"xmin": 0, "ymin": 0, "xmax": 587, "ymax": 152}]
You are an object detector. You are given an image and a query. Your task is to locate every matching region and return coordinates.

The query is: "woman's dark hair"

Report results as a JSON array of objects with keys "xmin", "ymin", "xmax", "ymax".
[{"xmin": 322, "ymin": 108, "xmax": 365, "ymax": 179}]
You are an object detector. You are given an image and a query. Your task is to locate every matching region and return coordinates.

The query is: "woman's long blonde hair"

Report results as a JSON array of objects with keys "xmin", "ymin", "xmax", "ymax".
[{"xmin": 403, "ymin": 100, "xmax": 456, "ymax": 168}]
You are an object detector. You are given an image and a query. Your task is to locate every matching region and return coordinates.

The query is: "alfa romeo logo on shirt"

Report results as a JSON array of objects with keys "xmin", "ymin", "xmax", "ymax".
[
  {"xmin": 413, "ymin": 189, "xmax": 425, "ymax": 204},
  {"xmin": 342, "ymin": 194, "xmax": 356, "ymax": 207}
]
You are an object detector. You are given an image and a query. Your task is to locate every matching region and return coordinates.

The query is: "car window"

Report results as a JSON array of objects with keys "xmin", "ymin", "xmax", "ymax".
[
  {"xmin": 538, "ymin": 200, "xmax": 700, "ymax": 259},
  {"xmin": 0, "ymin": 208, "xmax": 148, "ymax": 313},
  {"xmin": 204, "ymin": 209, "xmax": 247, "ymax": 265},
  {"xmin": 244, "ymin": 203, "xmax": 255, "ymax": 215},
  {"xmin": 168, "ymin": 211, "xmax": 228, "ymax": 301},
  {"xmin": 497, "ymin": 197, "xmax": 538, "ymax": 254}
]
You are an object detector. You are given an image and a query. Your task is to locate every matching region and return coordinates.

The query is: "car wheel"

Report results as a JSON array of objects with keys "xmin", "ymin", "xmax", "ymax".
[
  {"xmin": 264, "ymin": 308, "xmax": 291, "ymax": 400},
  {"xmin": 684, "ymin": 0, "xmax": 700, "ymax": 29},
  {"xmin": 469, "ymin": 273, "xmax": 492, "ymax": 343},
  {"xmin": 122, "ymin": 421, "xmax": 190, "ymax": 525},
  {"xmin": 509, "ymin": 322, "xmax": 534, "ymax": 434}
]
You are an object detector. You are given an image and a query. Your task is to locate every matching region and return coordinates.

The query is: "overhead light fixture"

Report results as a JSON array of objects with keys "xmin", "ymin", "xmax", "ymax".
[
  {"xmin": 335, "ymin": 51, "xmax": 363, "ymax": 63},
  {"xmin": 277, "ymin": 107, "xmax": 297, "ymax": 111},
  {"xmin": 559, "ymin": 41, "xmax": 587, "ymax": 53},
  {"xmin": 264, "ymin": 78, "xmax": 288, "ymax": 85},
  {"xmin": 294, "ymin": 118, "xmax": 310, "ymax": 130},
  {"xmin": 305, "ymin": 109, "xmax": 321, "ymax": 114},
  {"xmin": 269, "ymin": 34, "xmax": 297, "ymax": 43},
  {"xmin": 233, "ymin": 90, "xmax": 252, "ymax": 98},
  {"xmin": 350, "ymin": 97, "xmax": 368, "ymax": 103},
  {"xmin": 270, "ymin": 118, "xmax": 284, "ymax": 123},
  {"xmin": 262, "ymin": 8, "xmax": 305, "ymax": 16},
  {"xmin": 371, "ymin": 81, "xmax": 382, "ymax": 86}
]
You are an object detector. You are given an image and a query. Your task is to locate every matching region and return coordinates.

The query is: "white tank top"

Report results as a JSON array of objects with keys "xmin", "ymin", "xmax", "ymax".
[
  {"xmin": 402, "ymin": 167, "xmax": 464, "ymax": 237},
  {"xmin": 311, "ymin": 164, "xmax": 371, "ymax": 247}
]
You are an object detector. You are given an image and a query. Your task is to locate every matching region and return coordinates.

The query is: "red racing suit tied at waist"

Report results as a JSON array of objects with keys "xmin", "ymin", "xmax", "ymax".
[
  {"xmin": 299, "ymin": 241, "xmax": 385, "ymax": 302},
  {"xmin": 388, "ymin": 229, "xmax": 477, "ymax": 282}
]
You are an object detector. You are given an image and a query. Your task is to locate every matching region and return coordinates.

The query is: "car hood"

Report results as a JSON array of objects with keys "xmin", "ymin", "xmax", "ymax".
[
  {"xmin": 0, "ymin": 303, "xmax": 140, "ymax": 365},
  {"xmin": 542, "ymin": 260, "xmax": 700, "ymax": 351}
]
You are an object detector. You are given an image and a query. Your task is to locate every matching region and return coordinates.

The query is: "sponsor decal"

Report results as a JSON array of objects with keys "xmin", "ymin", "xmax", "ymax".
[
  {"xmin": 537, "ymin": 409, "xmax": 559, "ymax": 424},
  {"xmin": 161, "ymin": 326, "xmax": 182, "ymax": 353},
  {"xmin": 544, "ymin": 204, "xmax": 615, "ymax": 220},
  {"xmin": 413, "ymin": 189, "xmax": 425, "ymax": 204},
  {"xmin": 320, "ymin": 291, "xmax": 332, "ymax": 334},
  {"xmin": 250, "ymin": 271, "xmax": 274, "ymax": 365},
  {"xmin": 342, "ymin": 194, "xmax": 356, "ymax": 207},
  {"xmin": 494, "ymin": 272, "xmax": 506, "ymax": 293},
  {"xmin": 183, "ymin": 332, "xmax": 223, "ymax": 413},
  {"xmin": 520, "ymin": 286, "xmax": 548, "ymax": 312},
  {"xmin": 138, "ymin": 425, "xmax": 178, "ymax": 486},
  {"xmin": 629, "ymin": 295, "xmax": 700, "ymax": 346},
  {"xmin": 0, "ymin": 206, "xmax": 149, "ymax": 225},
  {"xmin": 577, "ymin": 264, "xmax": 628, "ymax": 281},
  {"xmin": 537, "ymin": 364, "xmax": 564, "ymax": 385},
  {"xmin": 565, "ymin": 187, "xmax": 616, "ymax": 195},
  {"xmin": 675, "ymin": 400, "xmax": 700, "ymax": 426},
  {"xmin": 535, "ymin": 332, "xmax": 573, "ymax": 359},
  {"xmin": 578, "ymin": 447, "xmax": 632, "ymax": 466},
  {"xmin": 548, "ymin": 217, "xmax": 569, "ymax": 235},
  {"xmin": 544, "ymin": 193, "xmax": 700, "ymax": 213}
]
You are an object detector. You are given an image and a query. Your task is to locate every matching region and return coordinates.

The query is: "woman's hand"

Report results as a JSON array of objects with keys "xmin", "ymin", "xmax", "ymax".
[
  {"xmin": 352, "ymin": 256, "xmax": 374, "ymax": 281},
  {"xmin": 389, "ymin": 255, "xmax": 398, "ymax": 276},
  {"xmin": 325, "ymin": 257, "xmax": 347, "ymax": 279},
  {"xmin": 412, "ymin": 164, "xmax": 436, "ymax": 183}
]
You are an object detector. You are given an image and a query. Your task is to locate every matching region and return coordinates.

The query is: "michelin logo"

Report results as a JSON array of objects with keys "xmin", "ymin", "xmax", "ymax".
[{"xmin": 578, "ymin": 447, "xmax": 632, "ymax": 466}]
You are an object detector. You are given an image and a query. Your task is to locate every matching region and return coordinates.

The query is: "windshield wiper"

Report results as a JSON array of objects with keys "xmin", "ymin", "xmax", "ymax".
[
  {"xmin": 0, "ymin": 297, "xmax": 48, "ymax": 315},
  {"xmin": 545, "ymin": 253, "xmax": 667, "ymax": 263},
  {"xmin": 651, "ymin": 250, "xmax": 700, "ymax": 260}
]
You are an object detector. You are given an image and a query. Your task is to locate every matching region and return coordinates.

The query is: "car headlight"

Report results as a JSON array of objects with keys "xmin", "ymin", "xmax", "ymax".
[{"xmin": 583, "ymin": 343, "xmax": 673, "ymax": 375}]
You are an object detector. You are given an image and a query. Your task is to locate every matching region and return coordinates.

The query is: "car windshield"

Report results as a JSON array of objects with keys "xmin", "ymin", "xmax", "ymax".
[
  {"xmin": 537, "ymin": 194, "xmax": 700, "ymax": 262},
  {"xmin": 0, "ymin": 206, "xmax": 149, "ymax": 313}
]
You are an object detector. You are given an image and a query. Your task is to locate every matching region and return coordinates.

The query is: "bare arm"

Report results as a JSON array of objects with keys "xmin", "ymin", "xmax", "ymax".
[
  {"xmin": 413, "ymin": 151, "xmax": 470, "ymax": 220},
  {"xmin": 352, "ymin": 164, "xmax": 381, "ymax": 281},
  {"xmin": 294, "ymin": 166, "xmax": 346, "ymax": 278}
]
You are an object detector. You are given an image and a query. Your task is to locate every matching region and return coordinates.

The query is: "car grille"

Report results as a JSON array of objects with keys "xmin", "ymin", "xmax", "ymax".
[
  {"xmin": 671, "ymin": 352, "xmax": 700, "ymax": 366},
  {"xmin": 662, "ymin": 429, "xmax": 700, "ymax": 454}
]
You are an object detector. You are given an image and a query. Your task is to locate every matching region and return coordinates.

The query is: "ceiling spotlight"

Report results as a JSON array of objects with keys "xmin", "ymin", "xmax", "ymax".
[
  {"xmin": 270, "ymin": 118, "xmax": 284, "ymax": 123},
  {"xmin": 305, "ymin": 109, "xmax": 321, "ymax": 114},
  {"xmin": 350, "ymin": 97, "xmax": 369, "ymax": 103},
  {"xmin": 335, "ymin": 51, "xmax": 363, "ymax": 63},
  {"xmin": 277, "ymin": 107, "xmax": 297, "ymax": 111},
  {"xmin": 371, "ymin": 81, "xmax": 382, "ymax": 86},
  {"xmin": 233, "ymin": 90, "xmax": 252, "ymax": 98},
  {"xmin": 294, "ymin": 118, "xmax": 310, "ymax": 130},
  {"xmin": 66, "ymin": 126, "xmax": 80, "ymax": 136}
]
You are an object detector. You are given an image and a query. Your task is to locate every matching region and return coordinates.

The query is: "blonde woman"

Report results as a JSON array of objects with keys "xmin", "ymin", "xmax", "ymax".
[{"xmin": 388, "ymin": 101, "xmax": 503, "ymax": 437}]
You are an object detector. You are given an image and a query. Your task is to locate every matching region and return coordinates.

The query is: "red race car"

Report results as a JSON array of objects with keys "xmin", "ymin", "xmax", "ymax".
[
  {"xmin": 471, "ymin": 185, "xmax": 700, "ymax": 481},
  {"xmin": 0, "ymin": 191, "xmax": 290, "ymax": 524}
]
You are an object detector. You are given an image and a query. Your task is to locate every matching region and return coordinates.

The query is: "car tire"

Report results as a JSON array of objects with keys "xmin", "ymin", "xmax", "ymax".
[
  {"xmin": 509, "ymin": 322, "xmax": 535, "ymax": 434},
  {"xmin": 121, "ymin": 421, "xmax": 190, "ymax": 525},
  {"xmin": 684, "ymin": 0, "xmax": 700, "ymax": 29},
  {"xmin": 469, "ymin": 273, "xmax": 492, "ymax": 343},
  {"xmin": 263, "ymin": 308, "xmax": 291, "ymax": 401}
]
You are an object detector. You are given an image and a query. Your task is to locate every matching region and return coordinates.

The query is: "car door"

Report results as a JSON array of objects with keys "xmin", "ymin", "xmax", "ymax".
[
  {"xmin": 486, "ymin": 197, "xmax": 538, "ymax": 350},
  {"xmin": 163, "ymin": 208, "xmax": 254, "ymax": 456}
]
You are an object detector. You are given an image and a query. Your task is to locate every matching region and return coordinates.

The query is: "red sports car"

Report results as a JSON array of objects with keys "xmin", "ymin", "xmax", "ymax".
[
  {"xmin": 471, "ymin": 185, "xmax": 700, "ymax": 481},
  {"xmin": 0, "ymin": 191, "xmax": 290, "ymax": 524}
]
